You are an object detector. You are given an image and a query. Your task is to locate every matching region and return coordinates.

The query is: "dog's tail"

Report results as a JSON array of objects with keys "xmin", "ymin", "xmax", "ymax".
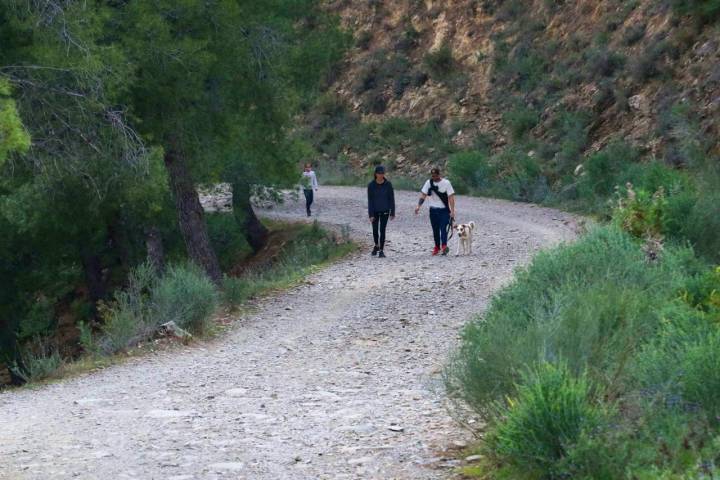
[{"xmin": 469, "ymin": 221, "xmax": 476, "ymax": 230}]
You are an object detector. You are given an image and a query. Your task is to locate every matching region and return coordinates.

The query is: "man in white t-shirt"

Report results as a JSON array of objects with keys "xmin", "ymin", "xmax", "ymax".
[{"xmin": 414, "ymin": 167, "xmax": 456, "ymax": 256}]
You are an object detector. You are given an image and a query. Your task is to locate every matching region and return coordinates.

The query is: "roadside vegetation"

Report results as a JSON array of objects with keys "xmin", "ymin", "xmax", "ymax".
[{"xmin": 10, "ymin": 220, "xmax": 354, "ymax": 385}]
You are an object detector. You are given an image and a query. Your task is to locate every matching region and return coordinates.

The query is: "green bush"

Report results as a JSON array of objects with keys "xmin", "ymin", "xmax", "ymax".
[
  {"xmin": 612, "ymin": 184, "xmax": 668, "ymax": 240},
  {"xmin": 681, "ymin": 185, "xmax": 720, "ymax": 263},
  {"xmin": 503, "ymin": 106, "xmax": 539, "ymax": 140},
  {"xmin": 153, "ymin": 263, "xmax": 218, "ymax": 334},
  {"xmin": 577, "ymin": 141, "xmax": 640, "ymax": 200},
  {"xmin": 446, "ymin": 226, "xmax": 702, "ymax": 414},
  {"xmin": 10, "ymin": 336, "xmax": 63, "ymax": 383},
  {"xmin": 673, "ymin": 0, "xmax": 720, "ymax": 22},
  {"xmin": 447, "ymin": 151, "xmax": 494, "ymax": 194},
  {"xmin": 424, "ymin": 44, "xmax": 455, "ymax": 79},
  {"xmin": 487, "ymin": 363, "xmax": 607, "ymax": 479},
  {"xmin": 494, "ymin": 148, "xmax": 548, "ymax": 202},
  {"xmin": 97, "ymin": 263, "xmax": 157, "ymax": 354}
]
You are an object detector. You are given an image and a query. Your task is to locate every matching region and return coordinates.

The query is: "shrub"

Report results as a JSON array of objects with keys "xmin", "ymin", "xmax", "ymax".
[
  {"xmin": 612, "ymin": 184, "xmax": 668, "ymax": 240},
  {"xmin": 222, "ymin": 276, "xmax": 254, "ymax": 309},
  {"xmin": 623, "ymin": 23, "xmax": 647, "ymax": 45},
  {"xmin": 97, "ymin": 263, "xmax": 157, "ymax": 354},
  {"xmin": 630, "ymin": 40, "xmax": 668, "ymax": 82},
  {"xmin": 681, "ymin": 184, "xmax": 720, "ymax": 263},
  {"xmin": 447, "ymin": 151, "xmax": 495, "ymax": 194},
  {"xmin": 424, "ymin": 44, "xmax": 455, "ymax": 79},
  {"xmin": 576, "ymin": 141, "xmax": 640, "ymax": 204},
  {"xmin": 492, "ymin": 148, "xmax": 547, "ymax": 202},
  {"xmin": 673, "ymin": 0, "xmax": 720, "ymax": 22},
  {"xmin": 10, "ymin": 336, "xmax": 63, "ymax": 383},
  {"xmin": 503, "ymin": 106, "xmax": 539, "ymax": 140},
  {"xmin": 487, "ymin": 363, "xmax": 607, "ymax": 478},
  {"xmin": 446, "ymin": 227, "xmax": 701, "ymax": 414},
  {"xmin": 153, "ymin": 263, "xmax": 218, "ymax": 334}
]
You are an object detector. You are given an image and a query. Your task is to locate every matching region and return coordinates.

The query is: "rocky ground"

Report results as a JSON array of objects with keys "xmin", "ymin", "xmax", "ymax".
[{"xmin": 0, "ymin": 187, "xmax": 577, "ymax": 480}]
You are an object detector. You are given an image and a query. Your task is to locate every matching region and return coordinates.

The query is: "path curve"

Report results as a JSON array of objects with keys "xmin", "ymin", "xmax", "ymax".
[{"xmin": 0, "ymin": 187, "xmax": 577, "ymax": 480}]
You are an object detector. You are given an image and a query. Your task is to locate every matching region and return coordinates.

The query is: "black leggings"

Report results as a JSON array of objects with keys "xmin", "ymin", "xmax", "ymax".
[
  {"xmin": 372, "ymin": 211, "xmax": 390, "ymax": 249},
  {"xmin": 304, "ymin": 189, "xmax": 314, "ymax": 215}
]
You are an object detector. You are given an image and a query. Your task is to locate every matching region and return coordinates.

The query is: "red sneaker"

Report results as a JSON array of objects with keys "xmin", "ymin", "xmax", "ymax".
[
  {"xmin": 432, "ymin": 246, "xmax": 440, "ymax": 256},
  {"xmin": 441, "ymin": 244, "xmax": 450, "ymax": 256}
]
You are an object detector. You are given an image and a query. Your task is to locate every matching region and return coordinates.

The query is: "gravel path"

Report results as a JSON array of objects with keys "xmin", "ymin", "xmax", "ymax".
[{"xmin": 0, "ymin": 186, "xmax": 577, "ymax": 480}]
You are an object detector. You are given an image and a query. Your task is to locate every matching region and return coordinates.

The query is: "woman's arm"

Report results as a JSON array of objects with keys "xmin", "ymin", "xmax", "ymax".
[
  {"xmin": 389, "ymin": 182, "xmax": 396, "ymax": 217},
  {"xmin": 367, "ymin": 183, "xmax": 374, "ymax": 218}
]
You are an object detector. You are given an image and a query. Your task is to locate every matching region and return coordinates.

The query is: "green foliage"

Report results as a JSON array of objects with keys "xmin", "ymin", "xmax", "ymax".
[
  {"xmin": 448, "ymin": 151, "xmax": 494, "ymax": 194},
  {"xmin": 503, "ymin": 106, "xmax": 540, "ymax": 140},
  {"xmin": 447, "ymin": 222, "xmax": 720, "ymax": 478},
  {"xmin": 487, "ymin": 363, "xmax": 607, "ymax": 479},
  {"xmin": 97, "ymin": 263, "xmax": 158, "ymax": 355},
  {"xmin": 153, "ymin": 264, "xmax": 218, "ymax": 334},
  {"xmin": 446, "ymin": 226, "xmax": 701, "ymax": 413},
  {"xmin": 207, "ymin": 213, "xmax": 252, "ymax": 271},
  {"xmin": 612, "ymin": 184, "xmax": 668, "ymax": 240},
  {"xmin": 424, "ymin": 45, "xmax": 455, "ymax": 80},
  {"xmin": 0, "ymin": 79, "xmax": 30, "ymax": 165},
  {"xmin": 95, "ymin": 262, "xmax": 217, "ymax": 352},
  {"xmin": 673, "ymin": 0, "xmax": 720, "ymax": 22},
  {"xmin": 10, "ymin": 337, "xmax": 63, "ymax": 383}
]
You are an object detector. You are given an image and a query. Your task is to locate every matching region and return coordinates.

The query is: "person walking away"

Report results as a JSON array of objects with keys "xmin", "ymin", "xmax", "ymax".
[
  {"xmin": 414, "ymin": 167, "xmax": 456, "ymax": 256},
  {"xmin": 367, "ymin": 165, "xmax": 395, "ymax": 258},
  {"xmin": 301, "ymin": 163, "xmax": 319, "ymax": 217}
]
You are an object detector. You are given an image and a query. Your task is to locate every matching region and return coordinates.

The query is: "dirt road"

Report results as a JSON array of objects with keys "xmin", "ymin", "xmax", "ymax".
[{"xmin": 0, "ymin": 187, "xmax": 576, "ymax": 479}]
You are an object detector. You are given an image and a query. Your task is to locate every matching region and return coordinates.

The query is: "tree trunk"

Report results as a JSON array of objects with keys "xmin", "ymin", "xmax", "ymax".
[
  {"xmin": 232, "ymin": 182, "xmax": 268, "ymax": 253},
  {"xmin": 80, "ymin": 247, "xmax": 106, "ymax": 305},
  {"xmin": 163, "ymin": 144, "xmax": 222, "ymax": 285},
  {"xmin": 144, "ymin": 226, "xmax": 165, "ymax": 275}
]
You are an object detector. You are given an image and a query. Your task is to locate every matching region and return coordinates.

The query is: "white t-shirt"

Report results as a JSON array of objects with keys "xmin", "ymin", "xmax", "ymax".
[{"xmin": 421, "ymin": 178, "xmax": 455, "ymax": 209}]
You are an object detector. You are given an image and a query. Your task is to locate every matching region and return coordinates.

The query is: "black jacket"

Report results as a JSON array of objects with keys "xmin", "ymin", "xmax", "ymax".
[{"xmin": 367, "ymin": 180, "xmax": 395, "ymax": 217}]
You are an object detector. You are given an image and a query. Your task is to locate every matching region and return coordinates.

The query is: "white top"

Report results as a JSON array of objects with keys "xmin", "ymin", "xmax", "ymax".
[
  {"xmin": 301, "ymin": 170, "xmax": 319, "ymax": 190},
  {"xmin": 421, "ymin": 178, "xmax": 455, "ymax": 209}
]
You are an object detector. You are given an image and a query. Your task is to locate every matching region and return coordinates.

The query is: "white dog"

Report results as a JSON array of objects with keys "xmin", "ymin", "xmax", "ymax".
[{"xmin": 454, "ymin": 221, "xmax": 475, "ymax": 256}]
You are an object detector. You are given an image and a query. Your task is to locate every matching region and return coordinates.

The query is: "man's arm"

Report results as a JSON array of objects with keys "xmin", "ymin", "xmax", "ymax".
[
  {"xmin": 449, "ymin": 194, "xmax": 456, "ymax": 218},
  {"xmin": 414, "ymin": 192, "xmax": 427, "ymax": 215},
  {"xmin": 312, "ymin": 172, "xmax": 319, "ymax": 190}
]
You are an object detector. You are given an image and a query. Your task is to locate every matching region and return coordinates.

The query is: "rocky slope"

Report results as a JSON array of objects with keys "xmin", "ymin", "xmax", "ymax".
[{"xmin": 313, "ymin": 0, "xmax": 720, "ymax": 176}]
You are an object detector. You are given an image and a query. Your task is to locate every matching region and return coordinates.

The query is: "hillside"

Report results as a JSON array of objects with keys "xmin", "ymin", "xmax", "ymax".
[{"xmin": 307, "ymin": 0, "xmax": 719, "ymax": 182}]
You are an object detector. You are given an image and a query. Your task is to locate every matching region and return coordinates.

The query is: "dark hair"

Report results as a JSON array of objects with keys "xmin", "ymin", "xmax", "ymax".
[{"xmin": 431, "ymin": 167, "xmax": 441, "ymax": 175}]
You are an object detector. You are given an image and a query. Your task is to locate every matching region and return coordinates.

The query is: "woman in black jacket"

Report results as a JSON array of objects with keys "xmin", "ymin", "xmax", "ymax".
[{"xmin": 367, "ymin": 165, "xmax": 396, "ymax": 258}]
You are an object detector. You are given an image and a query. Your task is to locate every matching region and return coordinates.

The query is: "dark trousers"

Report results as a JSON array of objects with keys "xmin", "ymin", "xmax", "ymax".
[
  {"xmin": 304, "ymin": 189, "xmax": 314, "ymax": 215},
  {"xmin": 429, "ymin": 207, "xmax": 450, "ymax": 247},
  {"xmin": 372, "ymin": 211, "xmax": 390, "ymax": 249}
]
